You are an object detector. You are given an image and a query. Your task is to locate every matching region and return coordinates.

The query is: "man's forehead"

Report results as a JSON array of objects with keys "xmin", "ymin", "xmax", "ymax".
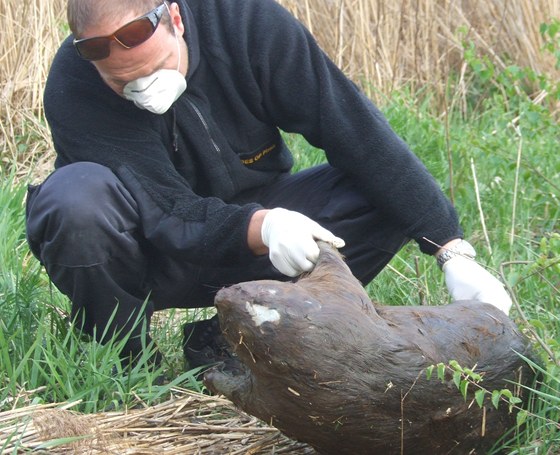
[
  {"xmin": 82, "ymin": 13, "xmax": 137, "ymax": 37},
  {"xmin": 79, "ymin": 1, "xmax": 150, "ymax": 37}
]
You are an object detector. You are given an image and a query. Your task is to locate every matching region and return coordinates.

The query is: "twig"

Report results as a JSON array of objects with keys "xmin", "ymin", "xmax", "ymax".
[
  {"xmin": 444, "ymin": 107, "xmax": 454, "ymax": 204},
  {"xmin": 470, "ymin": 157, "xmax": 492, "ymax": 256},
  {"xmin": 400, "ymin": 370, "xmax": 423, "ymax": 455},
  {"xmin": 414, "ymin": 256, "xmax": 426, "ymax": 305},
  {"xmin": 509, "ymin": 125, "xmax": 523, "ymax": 248}
]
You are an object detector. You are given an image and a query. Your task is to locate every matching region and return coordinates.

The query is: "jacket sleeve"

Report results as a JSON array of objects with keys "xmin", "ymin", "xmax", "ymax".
[
  {"xmin": 43, "ymin": 37, "xmax": 261, "ymax": 267},
  {"xmin": 229, "ymin": 0, "xmax": 462, "ymax": 254}
]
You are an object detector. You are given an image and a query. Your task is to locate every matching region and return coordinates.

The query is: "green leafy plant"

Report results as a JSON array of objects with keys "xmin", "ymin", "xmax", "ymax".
[
  {"xmin": 426, "ymin": 361, "xmax": 523, "ymax": 413},
  {"xmin": 541, "ymin": 20, "xmax": 560, "ymax": 69}
]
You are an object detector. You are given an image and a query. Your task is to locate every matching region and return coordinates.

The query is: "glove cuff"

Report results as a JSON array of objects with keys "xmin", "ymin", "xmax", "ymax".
[
  {"xmin": 436, "ymin": 239, "xmax": 476, "ymax": 269},
  {"xmin": 261, "ymin": 208, "xmax": 286, "ymax": 247}
]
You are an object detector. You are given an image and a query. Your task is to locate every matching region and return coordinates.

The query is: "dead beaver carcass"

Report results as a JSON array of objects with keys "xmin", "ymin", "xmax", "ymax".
[{"xmin": 204, "ymin": 242, "xmax": 535, "ymax": 454}]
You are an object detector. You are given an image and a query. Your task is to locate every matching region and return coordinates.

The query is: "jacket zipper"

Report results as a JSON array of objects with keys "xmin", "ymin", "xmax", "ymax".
[
  {"xmin": 187, "ymin": 98, "xmax": 221, "ymax": 155},
  {"xmin": 170, "ymin": 107, "xmax": 179, "ymax": 154}
]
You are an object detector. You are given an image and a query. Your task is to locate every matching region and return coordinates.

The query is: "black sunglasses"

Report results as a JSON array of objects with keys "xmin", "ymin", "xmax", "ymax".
[{"xmin": 73, "ymin": 3, "xmax": 167, "ymax": 61}]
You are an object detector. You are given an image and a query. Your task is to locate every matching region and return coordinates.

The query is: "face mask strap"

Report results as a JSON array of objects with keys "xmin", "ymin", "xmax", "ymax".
[{"xmin": 163, "ymin": 2, "xmax": 182, "ymax": 73}]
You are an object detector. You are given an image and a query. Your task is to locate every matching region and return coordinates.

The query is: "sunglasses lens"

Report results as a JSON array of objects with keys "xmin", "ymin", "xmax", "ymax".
[
  {"xmin": 75, "ymin": 37, "xmax": 111, "ymax": 61},
  {"xmin": 114, "ymin": 18, "xmax": 156, "ymax": 47}
]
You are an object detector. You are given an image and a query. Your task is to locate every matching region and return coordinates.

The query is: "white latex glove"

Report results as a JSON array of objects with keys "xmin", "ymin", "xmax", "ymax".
[
  {"xmin": 443, "ymin": 256, "xmax": 512, "ymax": 315},
  {"xmin": 261, "ymin": 208, "xmax": 345, "ymax": 277}
]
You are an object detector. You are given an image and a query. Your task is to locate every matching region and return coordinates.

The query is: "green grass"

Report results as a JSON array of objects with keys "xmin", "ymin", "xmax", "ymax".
[
  {"xmin": 0, "ymin": 177, "xmax": 204, "ymax": 415},
  {"xmin": 1, "ymin": 69, "xmax": 559, "ymax": 452}
]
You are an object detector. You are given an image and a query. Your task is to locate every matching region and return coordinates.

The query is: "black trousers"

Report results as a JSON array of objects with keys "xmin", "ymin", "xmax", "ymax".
[{"xmin": 26, "ymin": 162, "xmax": 408, "ymax": 357}]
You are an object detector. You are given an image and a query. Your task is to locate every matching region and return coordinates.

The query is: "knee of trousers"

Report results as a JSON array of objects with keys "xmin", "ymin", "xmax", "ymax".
[{"xmin": 26, "ymin": 162, "xmax": 141, "ymax": 267}]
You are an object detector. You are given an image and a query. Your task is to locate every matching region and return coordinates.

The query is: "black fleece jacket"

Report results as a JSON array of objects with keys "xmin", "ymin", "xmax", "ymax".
[{"xmin": 43, "ymin": 0, "xmax": 462, "ymax": 268}]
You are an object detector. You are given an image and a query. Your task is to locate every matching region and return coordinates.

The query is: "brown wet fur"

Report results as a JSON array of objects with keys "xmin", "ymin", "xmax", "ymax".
[{"xmin": 204, "ymin": 242, "xmax": 536, "ymax": 455}]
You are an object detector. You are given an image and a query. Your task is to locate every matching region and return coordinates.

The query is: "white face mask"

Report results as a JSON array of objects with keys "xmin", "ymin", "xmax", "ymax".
[
  {"xmin": 123, "ymin": 69, "xmax": 186, "ymax": 114},
  {"xmin": 123, "ymin": 18, "xmax": 186, "ymax": 114}
]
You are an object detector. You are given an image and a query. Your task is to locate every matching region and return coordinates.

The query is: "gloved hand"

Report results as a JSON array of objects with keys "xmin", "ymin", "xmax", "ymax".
[
  {"xmin": 443, "ymin": 256, "xmax": 513, "ymax": 315},
  {"xmin": 261, "ymin": 208, "xmax": 345, "ymax": 277}
]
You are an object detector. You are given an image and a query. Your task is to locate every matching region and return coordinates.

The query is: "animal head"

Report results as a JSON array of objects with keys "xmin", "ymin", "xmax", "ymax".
[{"xmin": 214, "ymin": 242, "xmax": 379, "ymax": 368}]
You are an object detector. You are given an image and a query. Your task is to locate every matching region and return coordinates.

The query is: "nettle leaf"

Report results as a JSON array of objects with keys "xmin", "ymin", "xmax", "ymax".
[
  {"xmin": 449, "ymin": 360, "xmax": 462, "ymax": 372},
  {"xmin": 426, "ymin": 365, "xmax": 434, "ymax": 380},
  {"xmin": 516, "ymin": 410, "xmax": 528, "ymax": 427},
  {"xmin": 437, "ymin": 363, "xmax": 446, "ymax": 382},
  {"xmin": 460, "ymin": 380, "xmax": 469, "ymax": 400},
  {"xmin": 453, "ymin": 370, "xmax": 462, "ymax": 389},
  {"xmin": 491, "ymin": 390, "xmax": 501, "ymax": 409},
  {"xmin": 500, "ymin": 389, "xmax": 513, "ymax": 400},
  {"xmin": 475, "ymin": 389, "xmax": 486, "ymax": 408},
  {"xmin": 464, "ymin": 368, "xmax": 482, "ymax": 382}
]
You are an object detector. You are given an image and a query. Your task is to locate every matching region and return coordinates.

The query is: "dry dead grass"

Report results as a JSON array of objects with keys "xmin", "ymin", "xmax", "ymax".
[
  {"xmin": 1, "ymin": 0, "xmax": 559, "ymax": 180},
  {"xmin": 0, "ymin": 388, "xmax": 315, "ymax": 454},
  {"xmin": 0, "ymin": 0, "xmax": 65, "ymax": 180},
  {"xmin": 280, "ymin": 0, "xmax": 560, "ymax": 99}
]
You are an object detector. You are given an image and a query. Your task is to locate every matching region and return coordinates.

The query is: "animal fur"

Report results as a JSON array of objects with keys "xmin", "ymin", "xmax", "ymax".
[{"xmin": 205, "ymin": 242, "xmax": 536, "ymax": 454}]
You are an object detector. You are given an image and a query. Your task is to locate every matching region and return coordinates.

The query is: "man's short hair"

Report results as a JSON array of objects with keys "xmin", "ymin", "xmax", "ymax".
[{"xmin": 67, "ymin": 0, "xmax": 169, "ymax": 39}]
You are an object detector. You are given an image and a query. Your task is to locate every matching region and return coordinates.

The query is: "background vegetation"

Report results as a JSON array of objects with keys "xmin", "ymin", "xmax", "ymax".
[{"xmin": 1, "ymin": 0, "xmax": 559, "ymax": 453}]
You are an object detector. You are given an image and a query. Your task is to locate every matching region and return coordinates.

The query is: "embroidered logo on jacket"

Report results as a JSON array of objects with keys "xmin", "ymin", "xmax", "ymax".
[{"xmin": 241, "ymin": 144, "xmax": 276, "ymax": 165}]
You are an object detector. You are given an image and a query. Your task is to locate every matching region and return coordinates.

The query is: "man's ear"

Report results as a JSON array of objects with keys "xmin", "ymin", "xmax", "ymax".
[{"xmin": 169, "ymin": 2, "xmax": 185, "ymax": 35}]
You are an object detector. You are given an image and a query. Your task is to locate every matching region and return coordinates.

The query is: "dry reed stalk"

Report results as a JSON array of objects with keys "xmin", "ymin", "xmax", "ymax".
[
  {"xmin": 0, "ymin": 0, "xmax": 66, "ymax": 180},
  {"xmin": 510, "ymin": 124, "xmax": 524, "ymax": 248},
  {"xmin": 0, "ymin": 388, "xmax": 315, "ymax": 454},
  {"xmin": 470, "ymin": 157, "xmax": 493, "ymax": 256},
  {"xmin": 2, "ymin": 0, "xmax": 559, "ymax": 180},
  {"xmin": 279, "ymin": 0, "xmax": 560, "ymax": 101}
]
